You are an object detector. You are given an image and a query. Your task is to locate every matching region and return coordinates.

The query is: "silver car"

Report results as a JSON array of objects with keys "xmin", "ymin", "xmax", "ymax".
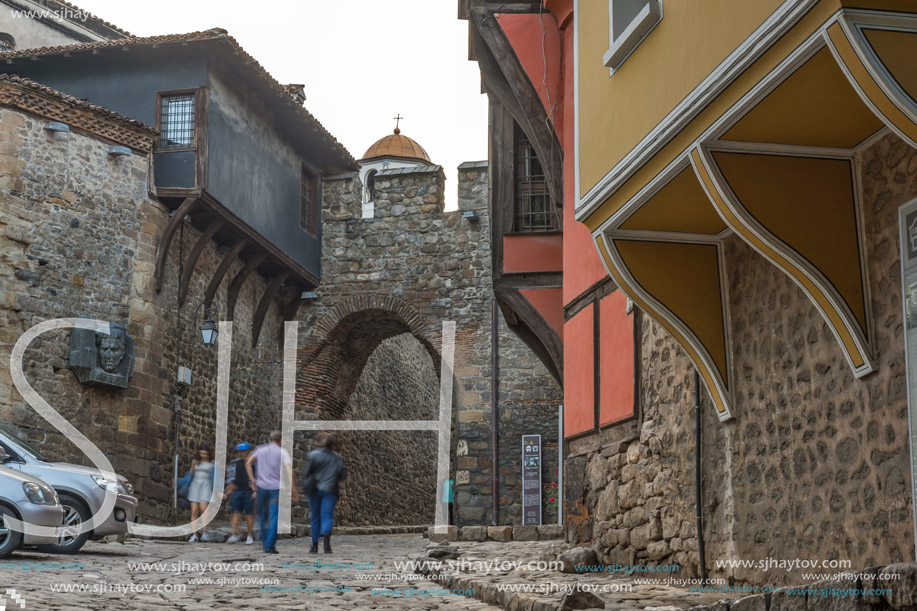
[
  {"xmin": 0, "ymin": 455, "xmax": 64, "ymax": 558},
  {"xmin": 0, "ymin": 428, "xmax": 137, "ymax": 553}
]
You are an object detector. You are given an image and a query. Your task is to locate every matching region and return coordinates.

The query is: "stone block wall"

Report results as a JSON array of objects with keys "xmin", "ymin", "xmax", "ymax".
[
  {"xmin": 496, "ymin": 311, "xmax": 561, "ymax": 526},
  {"xmin": 293, "ymin": 163, "xmax": 563, "ymax": 527},
  {"xmin": 333, "ymin": 332, "xmax": 439, "ymax": 526},
  {"xmin": 565, "ymin": 132, "xmax": 915, "ymax": 586},
  {"xmin": 0, "ymin": 100, "xmax": 302, "ymax": 523}
]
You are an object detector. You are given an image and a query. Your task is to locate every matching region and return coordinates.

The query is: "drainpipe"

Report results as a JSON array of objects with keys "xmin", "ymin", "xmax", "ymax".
[
  {"xmin": 694, "ymin": 369, "xmax": 707, "ymax": 583},
  {"xmin": 557, "ymin": 404, "xmax": 563, "ymax": 526},
  {"xmin": 491, "ymin": 297, "xmax": 499, "ymax": 526},
  {"xmin": 172, "ymin": 220, "xmax": 185, "ymax": 526}
]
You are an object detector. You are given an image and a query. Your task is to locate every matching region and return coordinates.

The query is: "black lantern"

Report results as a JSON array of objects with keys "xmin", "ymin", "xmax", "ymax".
[
  {"xmin": 199, "ymin": 318, "xmax": 218, "ymax": 345},
  {"xmin": 193, "ymin": 301, "xmax": 219, "ymax": 346}
]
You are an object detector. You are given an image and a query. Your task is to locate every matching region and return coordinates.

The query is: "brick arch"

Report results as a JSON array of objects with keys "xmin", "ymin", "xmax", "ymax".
[{"xmin": 296, "ymin": 296, "xmax": 442, "ymax": 419}]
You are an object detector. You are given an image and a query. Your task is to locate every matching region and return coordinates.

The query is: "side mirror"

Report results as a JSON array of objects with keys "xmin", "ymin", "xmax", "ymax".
[{"xmin": 0, "ymin": 449, "xmax": 10, "ymax": 463}]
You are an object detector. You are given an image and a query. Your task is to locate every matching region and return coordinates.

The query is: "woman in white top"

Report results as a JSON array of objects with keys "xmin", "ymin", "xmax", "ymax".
[{"xmin": 187, "ymin": 444, "xmax": 215, "ymax": 542}]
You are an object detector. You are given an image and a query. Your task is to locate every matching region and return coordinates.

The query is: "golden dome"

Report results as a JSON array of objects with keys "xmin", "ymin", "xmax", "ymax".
[{"xmin": 361, "ymin": 128, "xmax": 431, "ymax": 163}]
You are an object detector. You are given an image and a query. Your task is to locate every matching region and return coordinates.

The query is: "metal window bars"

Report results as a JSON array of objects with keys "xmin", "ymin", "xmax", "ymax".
[
  {"xmin": 159, "ymin": 94, "xmax": 195, "ymax": 149},
  {"xmin": 514, "ymin": 130, "xmax": 558, "ymax": 232}
]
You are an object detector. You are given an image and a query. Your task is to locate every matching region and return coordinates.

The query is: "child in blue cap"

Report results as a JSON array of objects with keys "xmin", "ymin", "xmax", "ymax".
[{"xmin": 224, "ymin": 442, "xmax": 255, "ymax": 544}]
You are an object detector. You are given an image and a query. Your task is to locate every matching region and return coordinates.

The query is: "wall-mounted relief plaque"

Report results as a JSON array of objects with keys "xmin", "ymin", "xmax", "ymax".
[{"xmin": 69, "ymin": 319, "xmax": 135, "ymax": 389}]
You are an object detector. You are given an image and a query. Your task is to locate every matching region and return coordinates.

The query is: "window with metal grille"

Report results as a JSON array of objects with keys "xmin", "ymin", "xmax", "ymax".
[
  {"xmin": 0, "ymin": 34, "xmax": 15, "ymax": 52},
  {"xmin": 159, "ymin": 93, "xmax": 196, "ymax": 149},
  {"xmin": 301, "ymin": 165, "xmax": 318, "ymax": 236},
  {"xmin": 514, "ymin": 125, "xmax": 557, "ymax": 232}
]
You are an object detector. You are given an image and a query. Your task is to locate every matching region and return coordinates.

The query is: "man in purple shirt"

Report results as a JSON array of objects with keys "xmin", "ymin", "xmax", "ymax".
[{"xmin": 245, "ymin": 430, "xmax": 297, "ymax": 553}]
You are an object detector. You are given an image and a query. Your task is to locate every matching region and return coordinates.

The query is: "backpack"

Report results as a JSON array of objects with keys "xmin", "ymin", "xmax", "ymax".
[
  {"xmin": 176, "ymin": 469, "xmax": 192, "ymax": 510},
  {"xmin": 300, "ymin": 460, "xmax": 316, "ymax": 495}
]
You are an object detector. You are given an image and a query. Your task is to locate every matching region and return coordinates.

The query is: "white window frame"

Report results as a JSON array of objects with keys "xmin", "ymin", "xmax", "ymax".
[{"xmin": 603, "ymin": 0, "xmax": 663, "ymax": 74}]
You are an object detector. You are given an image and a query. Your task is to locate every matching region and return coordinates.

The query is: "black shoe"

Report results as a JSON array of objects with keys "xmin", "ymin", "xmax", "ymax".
[
  {"xmin": 309, "ymin": 542, "xmax": 318, "ymax": 554},
  {"xmin": 268, "ymin": 549, "xmax": 279, "ymax": 554},
  {"xmin": 322, "ymin": 535, "xmax": 332, "ymax": 553}
]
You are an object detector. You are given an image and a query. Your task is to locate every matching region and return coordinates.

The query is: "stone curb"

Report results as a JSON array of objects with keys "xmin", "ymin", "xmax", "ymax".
[
  {"xmin": 133, "ymin": 522, "xmax": 427, "ymax": 542},
  {"xmin": 415, "ymin": 559, "xmax": 917, "ymax": 611},
  {"xmin": 680, "ymin": 563, "xmax": 917, "ymax": 611},
  {"xmin": 427, "ymin": 524, "xmax": 564, "ymax": 543},
  {"xmin": 414, "ymin": 555, "xmax": 560, "ymax": 611}
]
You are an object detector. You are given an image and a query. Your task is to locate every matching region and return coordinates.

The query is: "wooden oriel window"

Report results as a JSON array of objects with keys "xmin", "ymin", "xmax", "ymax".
[
  {"xmin": 158, "ymin": 92, "xmax": 196, "ymax": 149},
  {"xmin": 514, "ymin": 124, "xmax": 557, "ymax": 232},
  {"xmin": 301, "ymin": 164, "xmax": 319, "ymax": 236}
]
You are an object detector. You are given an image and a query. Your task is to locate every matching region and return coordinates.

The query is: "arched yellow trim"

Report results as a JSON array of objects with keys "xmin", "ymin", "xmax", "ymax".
[
  {"xmin": 595, "ymin": 236, "xmax": 733, "ymax": 420},
  {"xmin": 826, "ymin": 22, "xmax": 917, "ymax": 148},
  {"xmin": 691, "ymin": 147, "xmax": 872, "ymax": 375}
]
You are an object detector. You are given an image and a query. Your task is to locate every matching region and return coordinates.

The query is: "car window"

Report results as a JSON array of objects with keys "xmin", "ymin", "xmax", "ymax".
[
  {"xmin": 0, "ymin": 429, "xmax": 50, "ymax": 462},
  {"xmin": 0, "ymin": 440, "xmax": 21, "ymax": 462}
]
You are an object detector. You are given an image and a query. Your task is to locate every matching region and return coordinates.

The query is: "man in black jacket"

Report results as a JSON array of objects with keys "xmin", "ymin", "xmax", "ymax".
[{"xmin": 302, "ymin": 433, "xmax": 346, "ymax": 553}]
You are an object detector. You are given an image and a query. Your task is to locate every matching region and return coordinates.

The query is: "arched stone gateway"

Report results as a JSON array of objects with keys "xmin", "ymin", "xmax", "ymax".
[
  {"xmin": 296, "ymin": 296, "xmax": 442, "ymax": 420},
  {"xmin": 293, "ymin": 299, "xmax": 452, "ymax": 526},
  {"xmin": 290, "ymin": 155, "xmax": 563, "ymax": 528}
]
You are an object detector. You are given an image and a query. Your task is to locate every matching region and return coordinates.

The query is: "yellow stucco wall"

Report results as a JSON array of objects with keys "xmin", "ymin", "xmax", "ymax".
[{"xmin": 577, "ymin": 0, "xmax": 784, "ymax": 198}]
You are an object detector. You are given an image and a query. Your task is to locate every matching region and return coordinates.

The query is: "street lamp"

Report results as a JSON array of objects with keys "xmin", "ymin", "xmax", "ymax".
[
  {"xmin": 199, "ymin": 318, "xmax": 218, "ymax": 345},
  {"xmin": 193, "ymin": 301, "xmax": 219, "ymax": 346}
]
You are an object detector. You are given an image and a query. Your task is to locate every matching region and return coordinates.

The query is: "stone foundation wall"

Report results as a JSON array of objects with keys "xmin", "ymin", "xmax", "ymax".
[{"xmin": 565, "ymin": 132, "xmax": 915, "ymax": 585}]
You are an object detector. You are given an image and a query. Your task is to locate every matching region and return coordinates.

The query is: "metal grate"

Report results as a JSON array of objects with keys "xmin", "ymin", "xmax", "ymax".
[
  {"xmin": 159, "ymin": 94, "xmax": 195, "ymax": 149},
  {"xmin": 514, "ymin": 129, "xmax": 557, "ymax": 232},
  {"xmin": 301, "ymin": 165, "xmax": 318, "ymax": 235}
]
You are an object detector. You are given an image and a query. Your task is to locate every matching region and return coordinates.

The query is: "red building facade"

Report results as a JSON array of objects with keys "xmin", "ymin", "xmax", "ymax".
[{"xmin": 463, "ymin": 0, "xmax": 637, "ymax": 442}]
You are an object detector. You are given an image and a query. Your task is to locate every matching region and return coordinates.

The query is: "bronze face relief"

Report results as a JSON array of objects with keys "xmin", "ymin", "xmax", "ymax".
[{"xmin": 69, "ymin": 320, "xmax": 135, "ymax": 389}]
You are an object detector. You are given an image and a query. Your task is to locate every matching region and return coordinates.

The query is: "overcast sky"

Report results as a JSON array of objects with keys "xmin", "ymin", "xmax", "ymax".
[{"xmin": 76, "ymin": 0, "xmax": 488, "ymax": 209}]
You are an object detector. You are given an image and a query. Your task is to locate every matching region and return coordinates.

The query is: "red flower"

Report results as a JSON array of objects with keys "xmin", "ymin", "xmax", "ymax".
[{"xmin": 549, "ymin": 497, "xmax": 555, "ymax": 502}]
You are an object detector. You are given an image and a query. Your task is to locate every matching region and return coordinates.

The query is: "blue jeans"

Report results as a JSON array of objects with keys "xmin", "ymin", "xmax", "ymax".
[
  {"xmin": 257, "ymin": 488, "xmax": 279, "ymax": 551},
  {"xmin": 308, "ymin": 490, "xmax": 338, "ymax": 542}
]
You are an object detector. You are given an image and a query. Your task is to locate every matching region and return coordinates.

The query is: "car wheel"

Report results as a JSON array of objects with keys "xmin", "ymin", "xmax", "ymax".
[
  {"xmin": 0, "ymin": 505, "xmax": 23, "ymax": 558},
  {"xmin": 37, "ymin": 494, "xmax": 90, "ymax": 554}
]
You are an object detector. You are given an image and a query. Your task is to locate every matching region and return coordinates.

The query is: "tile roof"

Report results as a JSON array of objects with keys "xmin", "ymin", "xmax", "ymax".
[
  {"xmin": 0, "ymin": 28, "xmax": 357, "ymax": 168},
  {"xmin": 0, "ymin": 73, "xmax": 154, "ymax": 131},
  {"xmin": 362, "ymin": 129, "xmax": 431, "ymax": 163},
  {"xmin": 0, "ymin": 74, "xmax": 156, "ymax": 152}
]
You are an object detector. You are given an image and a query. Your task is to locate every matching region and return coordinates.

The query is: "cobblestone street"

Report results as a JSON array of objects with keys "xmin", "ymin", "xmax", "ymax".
[
  {"xmin": 5, "ymin": 534, "xmax": 500, "ymax": 611},
  {"xmin": 4, "ymin": 533, "xmax": 751, "ymax": 611}
]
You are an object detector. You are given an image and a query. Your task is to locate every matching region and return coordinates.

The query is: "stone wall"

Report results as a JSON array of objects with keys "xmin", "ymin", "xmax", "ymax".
[
  {"xmin": 0, "ymin": 99, "xmax": 300, "ymax": 523},
  {"xmin": 335, "ymin": 332, "xmax": 439, "ymax": 526},
  {"xmin": 293, "ymin": 163, "xmax": 563, "ymax": 527},
  {"xmin": 565, "ymin": 132, "xmax": 915, "ymax": 586},
  {"xmin": 0, "ymin": 88, "xmax": 565, "ymax": 528},
  {"xmin": 496, "ymin": 312, "xmax": 561, "ymax": 526}
]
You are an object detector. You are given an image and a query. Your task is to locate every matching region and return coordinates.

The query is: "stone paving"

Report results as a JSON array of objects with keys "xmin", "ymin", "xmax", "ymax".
[
  {"xmin": 3, "ymin": 534, "xmax": 499, "ymax": 610},
  {"xmin": 9, "ymin": 534, "xmax": 911, "ymax": 610},
  {"xmin": 415, "ymin": 539, "xmax": 730, "ymax": 611}
]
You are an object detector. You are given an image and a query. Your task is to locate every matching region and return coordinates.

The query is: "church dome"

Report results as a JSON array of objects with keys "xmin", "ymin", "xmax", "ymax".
[{"xmin": 361, "ymin": 127, "xmax": 431, "ymax": 164}]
